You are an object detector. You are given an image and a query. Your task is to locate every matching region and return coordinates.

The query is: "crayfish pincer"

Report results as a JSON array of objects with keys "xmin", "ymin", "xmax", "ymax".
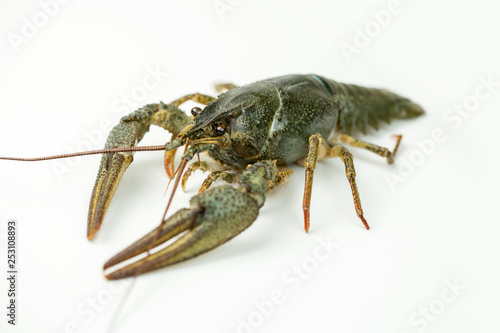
[
  {"xmin": 103, "ymin": 161, "xmax": 281, "ymax": 280},
  {"xmin": 0, "ymin": 74, "xmax": 424, "ymax": 279}
]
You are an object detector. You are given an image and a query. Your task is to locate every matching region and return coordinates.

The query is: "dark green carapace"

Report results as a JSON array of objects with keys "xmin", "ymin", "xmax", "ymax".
[{"xmin": 183, "ymin": 74, "xmax": 422, "ymax": 167}]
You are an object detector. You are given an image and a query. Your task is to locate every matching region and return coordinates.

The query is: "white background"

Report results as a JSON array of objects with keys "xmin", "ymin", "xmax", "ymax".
[{"xmin": 0, "ymin": 1, "xmax": 499, "ymax": 332}]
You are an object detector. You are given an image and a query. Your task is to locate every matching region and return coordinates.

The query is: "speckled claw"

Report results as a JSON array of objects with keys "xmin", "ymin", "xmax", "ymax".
[
  {"xmin": 103, "ymin": 161, "xmax": 279, "ymax": 280},
  {"xmin": 87, "ymin": 122, "xmax": 140, "ymax": 240},
  {"xmin": 87, "ymin": 103, "xmax": 191, "ymax": 240}
]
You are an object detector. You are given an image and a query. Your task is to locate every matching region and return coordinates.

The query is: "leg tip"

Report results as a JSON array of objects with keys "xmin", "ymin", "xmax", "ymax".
[
  {"xmin": 391, "ymin": 134, "xmax": 403, "ymax": 157},
  {"xmin": 303, "ymin": 211, "xmax": 310, "ymax": 233},
  {"xmin": 360, "ymin": 216, "xmax": 370, "ymax": 230}
]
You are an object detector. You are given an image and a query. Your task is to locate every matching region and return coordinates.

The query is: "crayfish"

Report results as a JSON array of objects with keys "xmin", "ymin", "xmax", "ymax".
[{"xmin": 1, "ymin": 74, "xmax": 424, "ymax": 280}]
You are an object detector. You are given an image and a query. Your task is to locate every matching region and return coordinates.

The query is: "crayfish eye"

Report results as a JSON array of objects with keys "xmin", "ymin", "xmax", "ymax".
[
  {"xmin": 214, "ymin": 122, "xmax": 226, "ymax": 135},
  {"xmin": 191, "ymin": 107, "xmax": 202, "ymax": 117}
]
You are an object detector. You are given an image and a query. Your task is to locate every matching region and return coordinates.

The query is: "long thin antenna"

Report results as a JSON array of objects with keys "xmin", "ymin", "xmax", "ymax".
[{"xmin": 0, "ymin": 145, "xmax": 167, "ymax": 161}]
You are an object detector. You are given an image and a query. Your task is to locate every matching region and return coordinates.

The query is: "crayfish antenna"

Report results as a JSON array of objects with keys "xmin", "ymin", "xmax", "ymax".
[
  {"xmin": 0, "ymin": 144, "xmax": 168, "ymax": 241},
  {"xmin": 0, "ymin": 145, "xmax": 166, "ymax": 162},
  {"xmin": 161, "ymin": 156, "xmax": 189, "ymax": 225}
]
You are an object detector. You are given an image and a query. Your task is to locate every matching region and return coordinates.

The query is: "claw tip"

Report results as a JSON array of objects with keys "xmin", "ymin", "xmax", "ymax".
[{"xmin": 87, "ymin": 226, "xmax": 99, "ymax": 240}]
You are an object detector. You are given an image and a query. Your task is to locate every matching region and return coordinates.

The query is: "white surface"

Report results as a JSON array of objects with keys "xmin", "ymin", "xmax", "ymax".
[{"xmin": 0, "ymin": 1, "xmax": 499, "ymax": 332}]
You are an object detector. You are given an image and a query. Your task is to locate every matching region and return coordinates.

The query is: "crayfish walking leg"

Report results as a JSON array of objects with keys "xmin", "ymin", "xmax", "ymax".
[
  {"xmin": 337, "ymin": 133, "xmax": 403, "ymax": 164},
  {"xmin": 302, "ymin": 133, "xmax": 369, "ymax": 232},
  {"xmin": 301, "ymin": 130, "xmax": 407, "ymax": 233}
]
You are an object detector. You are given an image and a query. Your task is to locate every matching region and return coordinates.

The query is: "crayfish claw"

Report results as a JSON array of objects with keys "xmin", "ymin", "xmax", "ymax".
[
  {"xmin": 87, "ymin": 122, "xmax": 140, "ymax": 240},
  {"xmin": 104, "ymin": 161, "xmax": 279, "ymax": 279},
  {"xmin": 104, "ymin": 186, "xmax": 260, "ymax": 279},
  {"xmin": 88, "ymin": 103, "xmax": 191, "ymax": 239},
  {"xmin": 103, "ymin": 207, "xmax": 203, "ymax": 279}
]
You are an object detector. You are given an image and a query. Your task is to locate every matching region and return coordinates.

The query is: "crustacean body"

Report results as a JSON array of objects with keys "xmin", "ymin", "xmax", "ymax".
[{"xmin": 1, "ymin": 74, "xmax": 424, "ymax": 279}]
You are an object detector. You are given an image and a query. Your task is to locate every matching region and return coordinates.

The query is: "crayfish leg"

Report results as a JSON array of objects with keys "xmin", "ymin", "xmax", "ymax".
[
  {"xmin": 332, "ymin": 145, "xmax": 370, "ymax": 231},
  {"xmin": 214, "ymin": 83, "xmax": 237, "ymax": 93},
  {"xmin": 336, "ymin": 133, "xmax": 403, "ymax": 164},
  {"xmin": 269, "ymin": 168, "xmax": 294, "ymax": 191},
  {"xmin": 199, "ymin": 170, "xmax": 237, "ymax": 194},
  {"xmin": 301, "ymin": 134, "xmax": 329, "ymax": 233},
  {"xmin": 301, "ymin": 133, "xmax": 370, "ymax": 233},
  {"xmin": 170, "ymin": 93, "xmax": 216, "ymax": 108},
  {"xmin": 181, "ymin": 161, "xmax": 209, "ymax": 191}
]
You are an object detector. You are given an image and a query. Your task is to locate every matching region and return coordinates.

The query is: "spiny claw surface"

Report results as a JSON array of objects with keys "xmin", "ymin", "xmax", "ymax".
[{"xmin": 104, "ymin": 161, "xmax": 278, "ymax": 280}]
